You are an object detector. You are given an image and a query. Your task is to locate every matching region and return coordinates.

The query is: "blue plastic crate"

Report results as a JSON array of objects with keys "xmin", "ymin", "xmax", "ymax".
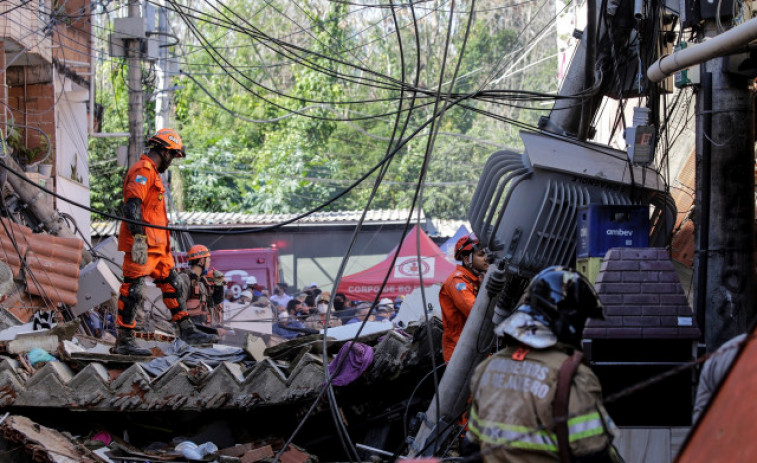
[{"xmin": 576, "ymin": 205, "xmax": 650, "ymax": 258}]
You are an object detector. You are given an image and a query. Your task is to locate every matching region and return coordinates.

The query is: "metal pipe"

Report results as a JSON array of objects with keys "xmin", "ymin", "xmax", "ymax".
[
  {"xmin": 633, "ymin": 0, "xmax": 645, "ymax": 20},
  {"xmin": 579, "ymin": 0, "xmax": 598, "ymax": 140},
  {"xmin": 695, "ymin": 71, "xmax": 711, "ymax": 342},
  {"xmin": 356, "ymin": 444, "xmax": 406, "ymax": 459},
  {"xmin": 89, "ymin": 11, "xmax": 95, "ymax": 135},
  {"xmin": 89, "ymin": 132, "xmax": 129, "ymax": 138},
  {"xmin": 648, "ymin": 17, "xmax": 757, "ymax": 83}
]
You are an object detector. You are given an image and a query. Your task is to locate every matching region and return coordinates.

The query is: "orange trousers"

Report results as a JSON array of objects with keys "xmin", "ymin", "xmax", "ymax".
[{"xmin": 118, "ymin": 252, "xmax": 188, "ymax": 328}]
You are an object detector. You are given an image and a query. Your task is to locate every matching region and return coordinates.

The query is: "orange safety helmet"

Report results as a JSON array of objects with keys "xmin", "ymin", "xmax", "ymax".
[
  {"xmin": 148, "ymin": 128, "xmax": 185, "ymax": 157},
  {"xmin": 187, "ymin": 244, "xmax": 210, "ymax": 260},
  {"xmin": 454, "ymin": 233, "xmax": 480, "ymax": 261}
]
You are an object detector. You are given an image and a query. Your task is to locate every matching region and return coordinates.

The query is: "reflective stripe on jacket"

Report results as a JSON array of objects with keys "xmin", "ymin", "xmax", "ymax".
[
  {"xmin": 439, "ymin": 264, "xmax": 480, "ymax": 362},
  {"xmin": 468, "ymin": 344, "xmax": 617, "ymax": 463},
  {"xmin": 118, "ymin": 154, "xmax": 170, "ymax": 253}
]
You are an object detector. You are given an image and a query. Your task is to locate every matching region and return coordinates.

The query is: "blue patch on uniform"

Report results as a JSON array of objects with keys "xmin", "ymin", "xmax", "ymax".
[
  {"xmin": 456, "ymin": 282, "xmax": 466, "ymax": 291},
  {"xmin": 135, "ymin": 175, "xmax": 147, "ymax": 185}
]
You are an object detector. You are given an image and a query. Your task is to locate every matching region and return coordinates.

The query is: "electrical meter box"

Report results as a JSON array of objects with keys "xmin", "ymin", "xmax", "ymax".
[{"xmin": 577, "ymin": 205, "xmax": 650, "ymax": 258}]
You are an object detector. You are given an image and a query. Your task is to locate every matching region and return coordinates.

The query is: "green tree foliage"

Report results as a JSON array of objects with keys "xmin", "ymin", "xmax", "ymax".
[
  {"xmin": 89, "ymin": 58, "xmax": 128, "ymax": 216},
  {"xmin": 93, "ymin": 0, "xmax": 559, "ymax": 220}
]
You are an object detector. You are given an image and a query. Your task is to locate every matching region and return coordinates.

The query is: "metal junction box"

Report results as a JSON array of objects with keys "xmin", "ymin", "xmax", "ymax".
[{"xmin": 577, "ymin": 205, "xmax": 650, "ymax": 258}]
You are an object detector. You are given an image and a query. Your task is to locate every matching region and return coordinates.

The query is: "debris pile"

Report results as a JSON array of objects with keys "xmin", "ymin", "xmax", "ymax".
[{"xmin": 0, "ymin": 306, "xmax": 443, "ymax": 461}]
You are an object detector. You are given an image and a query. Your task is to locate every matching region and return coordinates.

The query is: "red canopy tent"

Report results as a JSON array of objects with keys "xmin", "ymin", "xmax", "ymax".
[{"xmin": 336, "ymin": 225, "xmax": 457, "ymax": 301}]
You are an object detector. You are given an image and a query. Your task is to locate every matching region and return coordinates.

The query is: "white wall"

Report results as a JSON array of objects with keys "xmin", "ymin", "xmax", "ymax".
[{"xmin": 54, "ymin": 75, "xmax": 91, "ymax": 243}]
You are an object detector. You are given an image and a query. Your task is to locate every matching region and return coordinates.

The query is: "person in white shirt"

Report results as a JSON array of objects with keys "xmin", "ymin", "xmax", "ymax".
[{"xmin": 270, "ymin": 285, "xmax": 292, "ymax": 307}]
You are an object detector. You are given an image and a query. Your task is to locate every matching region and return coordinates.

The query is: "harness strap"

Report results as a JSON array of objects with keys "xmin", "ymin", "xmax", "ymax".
[{"xmin": 553, "ymin": 350, "xmax": 584, "ymax": 463}]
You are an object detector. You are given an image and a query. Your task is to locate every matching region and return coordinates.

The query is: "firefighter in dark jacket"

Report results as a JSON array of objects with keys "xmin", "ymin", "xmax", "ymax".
[
  {"xmin": 467, "ymin": 266, "xmax": 622, "ymax": 463},
  {"xmin": 180, "ymin": 244, "xmax": 226, "ymax": 327}
]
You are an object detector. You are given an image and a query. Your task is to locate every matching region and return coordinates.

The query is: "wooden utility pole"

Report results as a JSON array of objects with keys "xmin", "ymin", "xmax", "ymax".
[
  {"xmin": 697, "ymin": 22, "xmax": 756, "ymax": 351},
  {"xmin": 127, "ymin": 0, "xmax": 144, "ymax": 167}
]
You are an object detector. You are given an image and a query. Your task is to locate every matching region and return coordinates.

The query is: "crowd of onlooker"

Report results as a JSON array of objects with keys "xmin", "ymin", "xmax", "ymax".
[
  {"xmin": 81, "ymin": 278, "xmax": 404, "ymax": 342},
  {"xmin": 223, "ymin": 279, "xmax": 404, "ymax": 340}
]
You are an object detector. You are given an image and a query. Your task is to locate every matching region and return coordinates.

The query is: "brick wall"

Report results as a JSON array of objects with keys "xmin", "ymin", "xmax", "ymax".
[
  {"xmin": 584, "ymin": 247, "xmax": 700, "ymax": 340},
  {"xmin": 3, "ymin": 0, "xmax": 91, "ymax": 166},
  {"xmin": 8, "ymin": 82, "xmax": 56, "ymax": 161},
  {"xmin": 51, "ymin": 0, "xmax": 91, "ymax": 71}
]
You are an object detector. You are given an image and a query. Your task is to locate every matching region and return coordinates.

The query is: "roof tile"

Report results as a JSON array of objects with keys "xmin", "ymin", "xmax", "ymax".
[
  {"xmin": 0, "ymin": 218, "xmax": 82, "ymax": 306},
  {"xmin": 92, "ymin": 209, "xmax": 428, "ymax": 237}
]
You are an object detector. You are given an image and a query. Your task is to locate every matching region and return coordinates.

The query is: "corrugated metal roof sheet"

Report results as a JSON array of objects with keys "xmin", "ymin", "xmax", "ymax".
[
  {"xmin": 677, "ymin": 326, "xmax": 756, "ymax": 462},
  {"xmin": 91, "ymin": 209, "xmax": 427, "ymax": 237},
  {"xmin": 0, "ymin": 218, "xmax": 83, "ymax": 306}
]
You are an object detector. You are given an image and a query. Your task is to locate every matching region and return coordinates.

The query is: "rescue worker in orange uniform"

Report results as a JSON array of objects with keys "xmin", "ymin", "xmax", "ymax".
[
  {"xmin": 116, "ymin": 128, "xmax": 217, "ymax": 356},
  {"xmin": 180, "ymin": 244, "xmax": 226, "ymax": 327},
  {"xmin": 439, "ymin": 233, "xmax": 490, "ymax": 362}
]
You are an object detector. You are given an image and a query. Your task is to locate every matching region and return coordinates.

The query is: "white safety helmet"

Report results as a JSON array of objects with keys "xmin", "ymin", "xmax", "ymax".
[{"xmin": 245, "ymin": 276, "xmax": 258, "ymax": 286}]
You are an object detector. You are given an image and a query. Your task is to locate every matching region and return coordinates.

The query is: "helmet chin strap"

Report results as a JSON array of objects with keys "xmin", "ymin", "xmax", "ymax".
[
  {"xmin": 157, "ymin": 150, "xmax": 172, "ymax": 173},
  {"xmin": 464, "ymin": 255, "xmax": 483, "ymax": 277}
]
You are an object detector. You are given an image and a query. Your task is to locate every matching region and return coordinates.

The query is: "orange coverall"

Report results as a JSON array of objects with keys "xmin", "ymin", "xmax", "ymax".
[
  {"xmin": 117, "ymin": 154, "xmax": 187, "ymax": 327},
  {"xmin": 439, "ymin": 264, "xmax": 481, "ymax": 362}
]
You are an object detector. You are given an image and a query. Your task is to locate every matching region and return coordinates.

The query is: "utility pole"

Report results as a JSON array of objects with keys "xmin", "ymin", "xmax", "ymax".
[
  {"xmin": 127, "ymin": 0, "xmax": 143, "ymax": 167},
  {"xmin": 407, "ymin": 268, "xmax": 500, "ymax": 456},
  {"xmin": 155, "ymin": 6, "xmax": 172, "ymax": 131},
  {"xmin": 647, "ymin": 17, "xmax": 757, "ymax": 350},
  {"xmin": 697, "ymin": 21, "xmax": 756, "ymax": 351}
]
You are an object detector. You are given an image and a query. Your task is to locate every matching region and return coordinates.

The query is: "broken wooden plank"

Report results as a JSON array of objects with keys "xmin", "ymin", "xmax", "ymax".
[{"xmin": 0, "ymin": 414, "xmax": 105, "ymax": 463}]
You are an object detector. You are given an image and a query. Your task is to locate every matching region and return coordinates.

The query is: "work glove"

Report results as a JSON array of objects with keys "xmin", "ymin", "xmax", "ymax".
[
  {"xmin": 211, "ymin": 269, "xmax": 225, "ymax": 286},
  {"xmin": 131, "ymin": 234, "xmax": 148, "ymax": 265}
]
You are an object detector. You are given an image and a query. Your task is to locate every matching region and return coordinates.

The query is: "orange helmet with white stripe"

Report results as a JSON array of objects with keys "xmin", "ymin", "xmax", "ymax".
[
  {"xmin": 187, "ymin": 244, "xmax": 210, "ymax": 260},
  {"xmin": 148, "ymin": 128, "xmax": 185, "ymax": 157}
]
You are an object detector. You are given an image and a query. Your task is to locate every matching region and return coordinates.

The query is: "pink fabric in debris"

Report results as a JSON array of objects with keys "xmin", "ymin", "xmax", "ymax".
[
  {"xmin": 328, "ymin": 341, "xmax": 374, "ymax": 386},
  {"xmin": 92, "ymin": 431, "xmax": 112, "ymax": 445}
]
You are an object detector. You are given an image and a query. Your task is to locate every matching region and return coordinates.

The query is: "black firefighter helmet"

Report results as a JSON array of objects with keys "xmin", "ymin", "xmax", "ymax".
[{"xmin": 496, "ymin": 266, "xmax": 604, "ymax": 349}]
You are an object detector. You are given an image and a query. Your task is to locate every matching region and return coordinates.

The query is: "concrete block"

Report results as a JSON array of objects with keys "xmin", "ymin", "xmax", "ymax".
[
  {"xmin": 606, "ymin": 328, "xmax": 642, "ymax": 338},
  {"xmin": 600, "ymin": 283, "xmax": 642, "ymax": 294},
  {"xmin": 7, "ymin": 333, "xmax": 58, "ymax": 354},
  {"xmin": 641, "ymin": 306, "xmax": 677, "ymax": 316},
  {"xmin": 244, "ymin": 333, "xmax": 268, "ymax": 362},
  {"xmin": 604, "ymin": 305, "xmax": 642, "ymax": 316},
  {"xmin": 92, "ymin": 237, "xmax": 123, "ymax": 278},
  {"xmin": 605, "ymin": 260, "xmax": 640, "ymax": 271},
  {"xmin": 72, "ymin": 259, "xmax": 120, "ymax": 316},
  {"xmin": 623, "ymin": 294, "xmax": 660, "ymax": 305}
]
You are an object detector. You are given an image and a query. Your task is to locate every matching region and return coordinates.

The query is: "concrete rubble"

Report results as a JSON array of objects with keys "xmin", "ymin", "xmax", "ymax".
[
  {"xmin": 0, "ymin": 324, "xmax": 435, "ymax": 411},
  {"xmin": 0, "ymin": 207, "xmax": 446, "ymax": 460},
  {"xmin": 0, "ymin": 293, "xmax": 444, "ymax": 461}
]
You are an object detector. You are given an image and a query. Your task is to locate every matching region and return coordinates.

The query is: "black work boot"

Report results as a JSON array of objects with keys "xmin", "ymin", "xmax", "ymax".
[
  {"xmin": 177, "ymin": 317, "xmax": 218, "ymax": 346},
  {"xmin": 115, "ymin": 328, "xmax": 152, "ymax": 356}
]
